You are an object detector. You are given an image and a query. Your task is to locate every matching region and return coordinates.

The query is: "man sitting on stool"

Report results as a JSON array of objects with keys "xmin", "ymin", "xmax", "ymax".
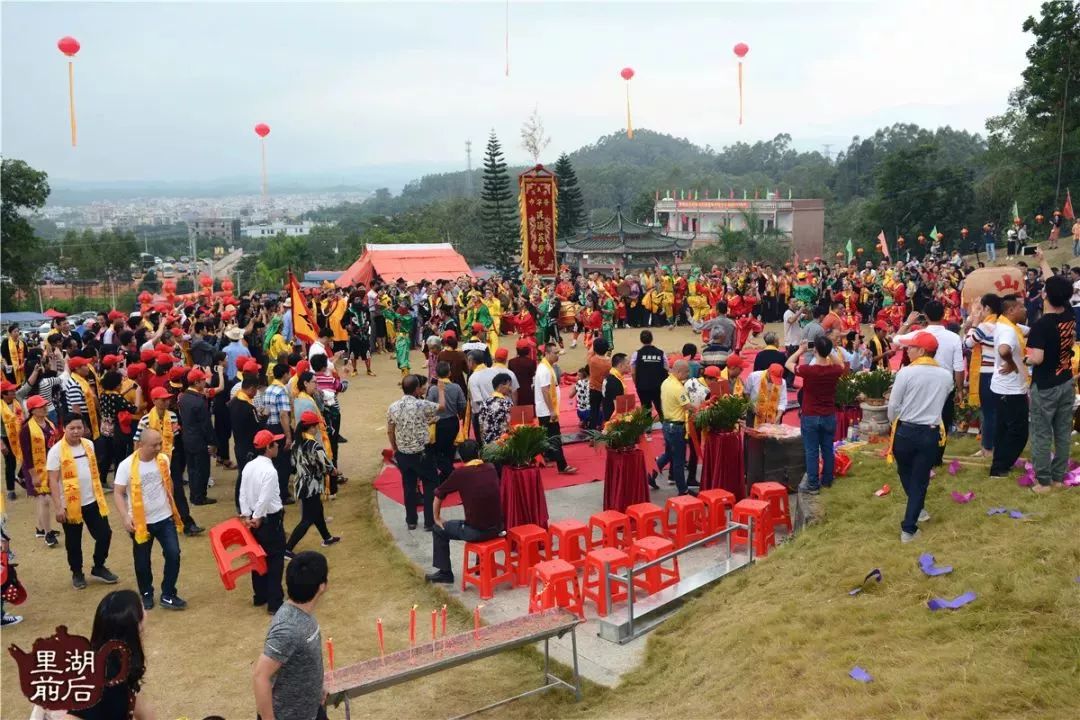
[{"xmin": 424, "ymin": 440, "xmax": 502, "ymax": 584}]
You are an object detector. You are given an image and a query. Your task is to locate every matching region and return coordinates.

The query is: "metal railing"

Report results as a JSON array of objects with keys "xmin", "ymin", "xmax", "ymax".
[{"xmin": 604, "ymin": 516, "xmax": 755, "ymax": 643}]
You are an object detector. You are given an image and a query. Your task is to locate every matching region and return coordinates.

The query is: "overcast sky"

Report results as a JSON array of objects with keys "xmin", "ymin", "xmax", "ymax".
[{"xmin": 1, "ymin": 0, "xmax": 1043, "ymax": 184}]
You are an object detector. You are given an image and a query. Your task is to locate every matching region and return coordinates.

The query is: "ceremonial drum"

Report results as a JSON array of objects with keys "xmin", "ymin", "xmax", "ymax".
[{"xmin": 558, "ymin": 302, "xmax": 580, "ymax": 329}]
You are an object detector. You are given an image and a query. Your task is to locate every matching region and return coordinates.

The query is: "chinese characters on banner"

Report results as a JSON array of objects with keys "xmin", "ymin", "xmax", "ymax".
[{"xmin": 518, "ymin": 166, "xmax": 558, "ymax": 276}]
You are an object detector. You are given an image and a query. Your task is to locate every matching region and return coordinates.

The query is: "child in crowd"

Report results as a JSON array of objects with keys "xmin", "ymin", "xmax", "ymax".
[{"xmin": 574, "ymin": 367, "xmax": 590, "ymax": 428}]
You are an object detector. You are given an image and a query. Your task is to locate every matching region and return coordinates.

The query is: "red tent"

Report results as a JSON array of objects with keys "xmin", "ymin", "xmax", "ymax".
[
  {"xmin": 43, "ymin": 309, "xmax": 67, "ymax": 319},
  {"xmin": 335, "ymin": 243, "xmax": 473, "ymax": 287}
]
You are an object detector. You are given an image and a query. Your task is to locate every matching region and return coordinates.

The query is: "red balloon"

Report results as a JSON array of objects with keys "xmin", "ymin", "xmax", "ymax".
[
  {"xmin": 254, "ymin": 123, "xmax": 270, "ymax": 138},
  {"xmin": 221, "ymin": 279, "xmax": 234, "ymax": 292},
  {"xmin": 199, "ymin": 275, "xmax": 213, "ymax": 288},
  {"xmin": 57, "ymin": 36, "xmax": 80, "ymax": 57},
  {"xmin": 620, "ymin": 67, "xmax": 634, "ymax": 81},
  {"xmin": 733, "ymin": 42, "xmax": 749, "ymax": 58}
]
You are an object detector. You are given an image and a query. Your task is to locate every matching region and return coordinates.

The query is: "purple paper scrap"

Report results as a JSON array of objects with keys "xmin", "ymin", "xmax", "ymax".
[
  {"xmin": 849, "ymin": 568, "xmax": 883, "ymax": 595},
  {"xmin": 927, "ymin": 591, "xmax": 977, "ymax": 611},
  {"xmin": 987, "ymin": 507, "xmax": 1008, "ymax": 516},
  {"xmin": 1009, "ymin": 510, "xmax": 1025, "ymax": 519},
  {"xmin": 918, "ymin": 553, "xmax": 953, "ymax": 576},
  {"xmin": 849, "ymin": 666, "xmax": 873, "ymax": 683},
  {"xmin": 1017, "ymin": 473, "xmax": 1035, "ymax": 488},
  {"xmin": 947, "ymin": 459, "xmax": 961, "ymax": 476}
]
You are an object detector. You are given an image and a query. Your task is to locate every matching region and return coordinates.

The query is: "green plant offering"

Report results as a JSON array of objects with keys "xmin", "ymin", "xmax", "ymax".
[
  {"xmin": 585, "ymin": 406, "xmax": 655, "ymax": 450},
  {"xmin": 480, "ymin": 424, "xmax": 551, "ymax": 467},
  {"xmin": 694, "ymin": 394, "xmax": 752, "ymax": 433},
  {"xmin": 858, "ymin": 369, "xmax": 894, "ymax": 401},
  {"xmin": 835, "ymin": 372, "xmax": 862, "ymax": 408}
]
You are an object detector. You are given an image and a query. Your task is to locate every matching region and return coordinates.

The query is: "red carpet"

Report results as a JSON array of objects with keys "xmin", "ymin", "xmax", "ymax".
[{"xmin": 374, "ymin": 441, "xmax": 606, "ymax": 508}]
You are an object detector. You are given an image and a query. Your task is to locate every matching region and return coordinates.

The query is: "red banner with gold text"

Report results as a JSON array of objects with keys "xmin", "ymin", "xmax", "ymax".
[{"xmin": 518, "ymin": 166, "xmax": 558, "ymax": 275}]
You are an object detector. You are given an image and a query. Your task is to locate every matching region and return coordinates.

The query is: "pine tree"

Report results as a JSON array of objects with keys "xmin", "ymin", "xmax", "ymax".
[
  {"xmin": 480, "ymin": 130, "xmax": 520, "ymax": 277},
  {"xmin": 553, "ymin": 153, "xmax": 586, "ymax": 238}
]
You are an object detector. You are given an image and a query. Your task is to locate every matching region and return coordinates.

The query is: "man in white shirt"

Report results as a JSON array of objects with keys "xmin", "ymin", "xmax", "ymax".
[
  {"xmin": 962, "ymin": 293, "xmax": 1003, "ymax": 458},
  {"xmin": 782, "ymin": 297, "xmax": 805, "ymax": 354},
  {"xmin": 887, "ymin": 331, "xmax": 954, "ymax": 543},
  {"xmin": 533, "ymin": 343, "xmax": 576, "ymax": 474},
  {"xmin": 308, "ymin": 327, "xmax": 331, "ymax": 360},
  {"xmin": 240, "ymin": 429, "xmax": 287, "ymax": 613},
  {"xmin": 893, "ymin": 300, "xmax": 964, "ymax": 464},
  {"xmin": 988, "ymin": 295, "xmax": 1029, "ymax": 477},
  {"xmin": 47, "ymin": 415, "xmax": 119, "ymax": 590},
  {"xmin": 113, "ymin": 429, "xmax": 186, "ymax": 611}
]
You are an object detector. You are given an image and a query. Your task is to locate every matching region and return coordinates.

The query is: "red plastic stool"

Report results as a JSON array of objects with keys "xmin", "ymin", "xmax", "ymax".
[
  {"xmin": 625, "ymin": 502, "xmax": 665, "ymax": 540},
  {"xmin": 630, "ymin": 536, "xmax": 680, "ymax": 595},
  {"xmin": 588, "ymin": 510, "xmax": 632, "ymax": 550},
  {"xmin": 696, "ymin": 488, "xmax": 735, "ymax": 546},
  {"xmin": 528, "ymin": 559, "xmax": 584, "ymax": 618},
  {"xmin": 549, "ymin": 519, "xmax": 591, "ymax": 570},
  {"xmin": 582, "ymin": 548, "xmax": 631, "ymax": 616},
  {"xmin": 462, "ymin": 537, "xmax": 515, "ymax": 600},
  {"xmin": 507, "ymin": 524, "xmax": 549, "ymax": 587},
  {"xmin": 731, "ymin": 498, "xmax": 776, "ymax": 557},
  {"xmin": 664, "ymin": 495, "xmax": 708, "ymax": 549},
  {"xmin": 209, "ymin": 518, "xmax": 268, "ymax": 590},
  {"xmin": 750, "ymin": 481, "xmax": 792, "ymax": 532}
]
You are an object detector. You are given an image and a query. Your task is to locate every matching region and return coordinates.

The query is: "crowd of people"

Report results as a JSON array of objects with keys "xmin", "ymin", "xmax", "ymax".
[{"xmin": 2, "ymin": 230, "xmax": 1079, "ymax": 716}]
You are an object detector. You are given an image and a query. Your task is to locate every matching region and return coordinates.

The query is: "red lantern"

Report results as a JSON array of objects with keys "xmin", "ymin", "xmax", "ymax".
[
  {"xmin": 57, "ymin": 36, "xmax": 80, "ymax": 57},
  {"xmin": 138, "ymin": 291, "xmax": 152, "ymax": 306},
  {"xmin": 898, "ymin": 236, "xmax": 906, "ymax": 248},
  {"xmin": 733, "ymin": 43, "xmax": 749, "ymax": 58},
  {"xmin": 221, "ymin": 279, "xmax": 234, "ymax": 293},
  {"xmin": 162, "ymin": 279, "xmax": 176, "ymax": 294},
  {"xmin": 199, "ymin": 275, "xmax": 213, "ymax": 289},
  {"xmin": 918, "ymin": 234, "xmax": 927, "ymax": 246},
  {"xmin": 254, "ymin": 123, "xmax": 270, "ymax": 138},
  {"xmin": 1035, "ymin": 214, "xmax": 1045, "ymax": 224},
  {"xmin": 856, "ymin": 247, "xmax": 864, "ymax": 256},
  {"xmin": 936, "ymin": 232, "xmax": 944, "ymax": 241},
  {"xmin": 1013, "ymin": 216, "xmax": 1022, "ymax": 226},
  {"xmin": 835, "ymin": 251, "xmax": 843, "ymax": 259},
  {"xmin": 961, "ymin": 227, "xmax": 969, "ymax": 237}
]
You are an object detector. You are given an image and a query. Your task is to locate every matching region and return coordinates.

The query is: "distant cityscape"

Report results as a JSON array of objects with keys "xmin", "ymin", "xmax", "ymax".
[{"xmin": 37, "ymin": 189, "xmax": 370, "ymax": 234}]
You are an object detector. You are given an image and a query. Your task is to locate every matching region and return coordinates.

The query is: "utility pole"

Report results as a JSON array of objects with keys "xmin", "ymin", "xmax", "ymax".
[{"xmin": 464, "ymin": 140, "xmax": 474, "ymax": 197}]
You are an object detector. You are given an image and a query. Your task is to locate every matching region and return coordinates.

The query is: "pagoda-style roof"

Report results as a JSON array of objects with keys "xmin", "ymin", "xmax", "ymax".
[{"xmin": 557, "ymin": 206, "xmax": 693, "ymax": 254}]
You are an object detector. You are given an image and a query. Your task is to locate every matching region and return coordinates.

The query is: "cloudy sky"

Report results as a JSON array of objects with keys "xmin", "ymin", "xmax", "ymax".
[{"xmin": 2, "ymin": 0, "xmax": 1043, "ymax": 184}]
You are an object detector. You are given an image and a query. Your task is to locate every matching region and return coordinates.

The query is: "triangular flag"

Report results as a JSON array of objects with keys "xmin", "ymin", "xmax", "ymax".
[
  {"xmin": 288, "ymin": 271, "xmax": 318, "ymax": 344},
  {"xmin": 929, "ymin": 225, "xmax": 938, "ymax": 241},
  {"xmin": 1011, "ymin": 200, "xmax": 1020, "ymax": 222},
  {"xmin": 1064, "ymin": 189, "xmax": 1075, "ymax": 220},
  {"xmin": 845, "ymin": 239, "xmax": 854, "ymax": 263},
  {"xmin": 877, "ymin": 230, "xmax": 890, "ymax": 259}
]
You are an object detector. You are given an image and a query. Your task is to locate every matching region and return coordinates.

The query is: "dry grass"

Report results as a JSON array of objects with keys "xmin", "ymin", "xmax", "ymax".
[{"xmin": 3, "ymin": 325, "xmax": 1078, "ymax": 720}]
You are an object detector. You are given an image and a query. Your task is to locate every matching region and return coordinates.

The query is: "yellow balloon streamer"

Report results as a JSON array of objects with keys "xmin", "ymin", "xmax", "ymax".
[
  {"xmin": 68, "ymin": 60, "xmax": 77, "ymax": 147},
  {"xmin": 626, "ymin": 83, "xmax": 633, "ymax": 140}
]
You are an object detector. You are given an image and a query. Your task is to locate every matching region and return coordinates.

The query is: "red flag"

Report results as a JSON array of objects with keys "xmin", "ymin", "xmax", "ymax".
[
  {"xmin": 287, "ymin": 271, "xmax": 317, "ymax": 344},
  {"xmin": 1064, "ymin": 189, "xmax": 1075, "ymax": 220},
  {"xmin": 877, "ymin": 230, "xmax": 890, "ymax": 259}
]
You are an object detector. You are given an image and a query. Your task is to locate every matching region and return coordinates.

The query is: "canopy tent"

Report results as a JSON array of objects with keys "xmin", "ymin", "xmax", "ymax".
[{"xmin": 335, "ymin": 243, "xmax": 473, "ymax": 287}]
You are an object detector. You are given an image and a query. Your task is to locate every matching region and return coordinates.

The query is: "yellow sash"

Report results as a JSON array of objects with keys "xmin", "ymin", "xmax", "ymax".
[
  {"xmin": 1, "ymin": 400, "xmax": 24, "ymax": 468},
  {"xmin": 71, "ymin": 373, "xmax": 100, "ymax": 439},
  {"xmin": 147, "ymin": 407, "xmax": 175, "ymax": 457},
  {"xmin": 7, "ymin": 337, "xmax": 25, "ymax": 385},
  {"xmin": 998, "ymin": 315, "xmax": 1030, "ymax": 386},
  {"xmin": 129, "ymin": 451, "xmax": 183, "ymax": 544},
  {"xmin": 965, "ymin": 315, "xmax": 994, "ymax": 407},
  {"xmin": 721, "ymin": 368, "xmax": 744, "ymax": 396},
  {"xmin": 28, "ymin": 418, "xmax": 55, "ymax": 493},
  {"xmin": 541, "ymin": 358, "xmax": 560, "ymax": 415},
  {"xmin": 60, "ymin": 438, "xmax": 107, "ymax": 523},
  {"xmin": 297, "ymin": 392, "xmax": 333, "ymax": 462},
  {"xmin": 886, "ymin": 356, "xmax": 947, "ymax": 464},
  {"xmin": 754, "ymin": 373, "xmax": 780, "ymax": 426}
]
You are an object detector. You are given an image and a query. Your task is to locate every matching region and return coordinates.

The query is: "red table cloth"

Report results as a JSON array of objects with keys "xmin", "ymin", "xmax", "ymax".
[
  {"xmin": 834, "ymin": 406, "xmax": 862, "ymax": 442},
  {"xmin": 500, "ymin": 465, "xmax": 549, "ymax": 529},
  {"xmin": 700, "ymin": 429, "xmax": 746, "ymax": 498},
  {"xmin": 603, "ymin": 447, "xmax": 649, "ymax": 513}
]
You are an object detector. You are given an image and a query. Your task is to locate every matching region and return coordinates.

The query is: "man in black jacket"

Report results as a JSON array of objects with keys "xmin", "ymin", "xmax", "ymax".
[
  {"xmin": 632, "ymin": 330, "xmax": 667, "ymax": 420},
  {"xmin": 178, "ymin": 368, "xmax": 217, "ymax": 505},
  {"xmin": 229, "ymin": 374, "xmax": 261, "ymax": 512}
]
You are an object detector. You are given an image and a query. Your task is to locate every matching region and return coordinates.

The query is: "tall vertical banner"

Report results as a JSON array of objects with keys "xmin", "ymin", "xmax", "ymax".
[{"xmin": 518, "ymin": 165, "xmax": 558, "ymax": 275}]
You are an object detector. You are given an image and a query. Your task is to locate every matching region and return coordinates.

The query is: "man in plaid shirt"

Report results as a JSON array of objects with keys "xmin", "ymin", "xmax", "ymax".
[{"xmin": 263, "ymin": 363, "xmax": 294, "ymax": 504}]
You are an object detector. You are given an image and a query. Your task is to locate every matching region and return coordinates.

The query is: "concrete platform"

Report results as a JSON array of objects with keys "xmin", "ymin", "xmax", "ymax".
[{"xmin": 376, "ymin": 465, "xmax": 761, "ymax": 687}]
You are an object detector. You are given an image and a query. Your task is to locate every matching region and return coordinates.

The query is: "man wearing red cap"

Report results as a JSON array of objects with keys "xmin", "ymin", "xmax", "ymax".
[
  {"xmin": 461, "ymin": 322, "xmax": 491, "ymax": 366},
  {"xmin": 18, "ymin": 395, "xmax": 59, "ymax": 546},
  {"xmin": 888, "ymin": 331, "xmax": 953, "ymax": 543},
  {"xmin": 2, "ymin": 380, "xmax": 25, "ymax": 501},
  {"xmin": 239, "ymin": 429, "xmax": 287, "ymax": 612},
  {"xmin": 177, "ymin": 369, "xmax": 216, "ymax": 505},
  {"xmin": 746, "ymin": 363, "xmax": 788, "ymax": 426},
  {"xmin": 285, "ymin": 411, "xmax": 341, "ymax": 553}
]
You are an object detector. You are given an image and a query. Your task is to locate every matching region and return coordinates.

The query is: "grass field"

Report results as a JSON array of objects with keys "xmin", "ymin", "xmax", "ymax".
[{"xmin": 2, "ymin": 325, "xmax": 1078, "ymax": 719}]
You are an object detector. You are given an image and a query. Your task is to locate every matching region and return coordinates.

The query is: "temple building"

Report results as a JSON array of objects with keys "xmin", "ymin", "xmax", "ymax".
[
  {"xmin": 557, "ymin": 206, "xmax": 693, "ymax": 274},
  {"xmin": 653, "ymin": 191, "xmax": 825, "ymax": 260}
]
